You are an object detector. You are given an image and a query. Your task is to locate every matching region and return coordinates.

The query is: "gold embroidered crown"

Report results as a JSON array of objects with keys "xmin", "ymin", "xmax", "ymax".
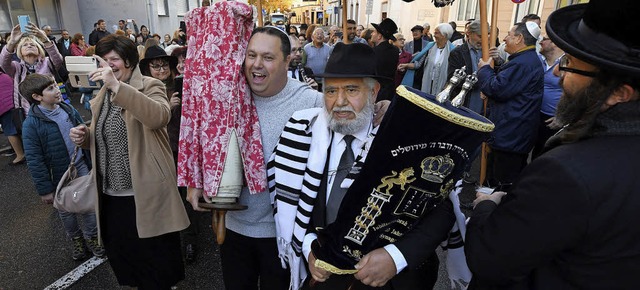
[{"xmin": 420, "ymin": 154, "xmax": 455, "ymax": 183}]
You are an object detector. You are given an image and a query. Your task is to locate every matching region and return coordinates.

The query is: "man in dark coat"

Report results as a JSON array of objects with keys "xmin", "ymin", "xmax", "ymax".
[
  {"xmin": 476, "ymin": 21, "xmax": 543, "ymax": 187},
  {"xmin": 371, "ymin": 18, "xmax": 399, "ymax": 102},
  {"xmin": 88, "ymin": 19, "xmax": 110, "ymax": 46},
  {"xmin": 56, "ymin": 30, "xmax": 72, "ymax": 57},
  {"xmin": 465, "ymin": 0, "xmax": 640, "ymax": 289},
  {"xmin": 448, "ymin": 20, "xmax": 484, "ymax": 115}
]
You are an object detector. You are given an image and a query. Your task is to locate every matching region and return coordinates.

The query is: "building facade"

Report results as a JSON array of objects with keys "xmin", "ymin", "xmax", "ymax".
[
  {"xmin": 316, "ymin": 0, "xmax": 589, "ymax": 40},
  {"xmin": 1, "ymin": 0, "xmax": 203, "ymax": 43}
]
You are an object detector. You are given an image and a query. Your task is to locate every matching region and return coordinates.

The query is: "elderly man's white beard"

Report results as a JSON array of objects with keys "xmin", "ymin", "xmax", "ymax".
[{"xmin": 325, "ymin": 100, "xmax": 374, "ymax": 135}]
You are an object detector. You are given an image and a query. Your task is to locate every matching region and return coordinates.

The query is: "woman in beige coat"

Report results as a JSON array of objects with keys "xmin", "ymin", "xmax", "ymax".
[{"xmin": 70, "ymin": 35, "xmax": 189, "ymax": 289}]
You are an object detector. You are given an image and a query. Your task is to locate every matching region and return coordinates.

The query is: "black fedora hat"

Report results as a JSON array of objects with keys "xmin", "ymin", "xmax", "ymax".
[
  {"xmin": 139, "ymin": 45, "xmax": 178, "ymax": 76},
  {"xmin": 546, "ymin": 0, "xmax": 640, "ymax": 76},
  {"xmin": 371, "ymin": 18, "xmax": 398, "ymax": 41},
  {"xmin": 314, "ymin": 43, "xmax": 391, "ymax": 81}
]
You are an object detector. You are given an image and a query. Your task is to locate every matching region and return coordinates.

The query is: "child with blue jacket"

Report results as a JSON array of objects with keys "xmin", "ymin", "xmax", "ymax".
[{"xmin": 19, "ymin": 73, "xmax": 104, "ymax": 261}]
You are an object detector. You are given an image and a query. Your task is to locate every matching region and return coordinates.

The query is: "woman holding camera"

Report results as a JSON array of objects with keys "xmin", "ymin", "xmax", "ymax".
[
  {"xmin": 69, "ymin": 35, "xmax": 188, "ymax": 289},
  {"xmin": 1, "ymin": 23, "xmax": 63, "ymax": 165}
]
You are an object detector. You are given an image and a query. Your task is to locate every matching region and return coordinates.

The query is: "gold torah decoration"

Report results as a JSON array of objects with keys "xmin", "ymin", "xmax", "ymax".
[{"xmin": 375, "ymin": 168, "xmax": 416, "ymax": 195}]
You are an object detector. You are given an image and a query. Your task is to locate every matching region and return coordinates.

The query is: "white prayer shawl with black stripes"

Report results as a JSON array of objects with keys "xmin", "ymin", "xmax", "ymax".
[
  {"xmin": 268, "ymin": 107, "xmax": 376, "ymax": 289},
  {"xmin": 269, "ymin": 108, "xmax": 470, "ymax": 289}
]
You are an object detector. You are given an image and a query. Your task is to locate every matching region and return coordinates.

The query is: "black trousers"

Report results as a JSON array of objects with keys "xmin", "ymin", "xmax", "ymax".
[
  {"xmin": 101, "ymin": 194, "xmax": 185, "ymax": 290},
  {"xmin": 173, "ymin": 151, "xmax": 200, "ymax": 245},
  {"xmin": 486, "ymin": 148, "xmax": 528, "ymax": 189},
  {"xmin": 220, "ymin": 229, "xmax": 289, "ymax": 290}
]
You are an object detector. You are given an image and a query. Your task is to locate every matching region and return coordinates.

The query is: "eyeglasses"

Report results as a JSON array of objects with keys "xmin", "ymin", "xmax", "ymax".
[
  {"xmin": 150, "ymin": 63, "xmax": 170, "ymax": 71},
  {"xmin": 558, "ymin": 54, "xmax": 598, "ymax": 78},
  {"xmin": 291, "ymin": 47, "xmax": 304, "ymax": 53}
]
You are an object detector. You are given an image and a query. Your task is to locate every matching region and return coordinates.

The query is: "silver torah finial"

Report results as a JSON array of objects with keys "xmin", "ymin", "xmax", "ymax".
[
  {"xmin": 436, "ymin": 66, "xmax": 467, "ymax": 103},
  {"xmin": 451, "ymin": 73, "xmax": 479, "ymax": 108}
]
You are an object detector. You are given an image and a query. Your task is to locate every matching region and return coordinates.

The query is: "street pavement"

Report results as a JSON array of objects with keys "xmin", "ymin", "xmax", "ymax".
[{"xmin": 0, "ymin": 91, "xmax": 476, "ymax": 289}]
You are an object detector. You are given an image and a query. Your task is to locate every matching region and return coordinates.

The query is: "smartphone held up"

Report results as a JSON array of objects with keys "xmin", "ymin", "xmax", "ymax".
[{"xmin": 18, "ymin": 15, "xmax": 31, "ymax": 34}]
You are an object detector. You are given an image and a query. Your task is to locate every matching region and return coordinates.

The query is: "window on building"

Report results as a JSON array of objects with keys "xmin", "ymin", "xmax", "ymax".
[
  {"xmin": 176, "ymin": 0, "xmax": 188, "ymax": 16},
  {"xmin": 381, "ymin": 1, "xmax": 387, "ymax": 20},
  {"xmin": 455, "ymin": 0, "xmax": 492, "ymax": 22},
  {"xmin": 157, "ymin": 0, "xmax": 168, "ymax": 16},
  {"xmin": 514, "ymin": 0, "xmax": 541, "ymax": 23},
  {"xmin": 1, "ymin": 0, "xmax": 62, "ymax": 33},
  {"xmin": 555, "ymin": 0, "xmax": 589, "ymax": 8}
]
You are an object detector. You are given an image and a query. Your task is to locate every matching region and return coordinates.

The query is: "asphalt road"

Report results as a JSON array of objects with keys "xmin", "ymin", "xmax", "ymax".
[{"xmin": 0, "ymin": 92, "xmax": 476, "ymax": 289}]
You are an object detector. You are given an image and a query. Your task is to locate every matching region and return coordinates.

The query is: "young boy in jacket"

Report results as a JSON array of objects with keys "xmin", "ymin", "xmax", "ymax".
[{"xmin": 19, "ymin": 73, "xmax": 104, "ymax": 261}]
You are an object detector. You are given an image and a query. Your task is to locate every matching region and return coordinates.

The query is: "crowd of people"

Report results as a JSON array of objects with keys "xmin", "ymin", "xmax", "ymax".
[{"xmin": 2, "ymin": 0, "xmax": 639, "ymax": 289}]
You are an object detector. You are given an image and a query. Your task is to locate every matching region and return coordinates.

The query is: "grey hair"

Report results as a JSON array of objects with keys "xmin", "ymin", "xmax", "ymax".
[
  {"xmin": 423, "ymin": 22, "xmax": 431, "ymax": 29},
  {"xmin": 322, "ymin": 77, "xmax": 378, "ymax": 99},
  {"xmin": 363, "ymin": 77, "xmax": 377, "ymax": 91},
  {"xmin": 436, "ymin": 23, "xmax": 454, "ymax": 40},
  {"xmin": 467, "ymin": 20, "xmax": 482, "ymax": 36}
]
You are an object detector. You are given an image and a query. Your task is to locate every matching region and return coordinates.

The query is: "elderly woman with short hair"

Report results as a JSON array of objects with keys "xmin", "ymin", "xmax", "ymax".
[
  {"xmin": 0, "ymin": 23, "xmax": 63, "ymax": 165},
  {"xmin": 69, "ymin": 34, "xmax": 189, "ymax": 289},
  {"xmin": 398, "ymin": 23, "xmax": 456, "ymax": 95}
]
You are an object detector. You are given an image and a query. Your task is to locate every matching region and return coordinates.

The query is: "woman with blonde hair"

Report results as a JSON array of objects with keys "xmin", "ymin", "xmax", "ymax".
[{"xmin": 0, "ymin": 23, "xmax": 63, "ymax": 165}]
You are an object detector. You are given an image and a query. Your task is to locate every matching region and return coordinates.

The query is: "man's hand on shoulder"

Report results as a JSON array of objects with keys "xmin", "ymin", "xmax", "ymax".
[{"xmin": 354, "ymin": 248, "xmax": 397, "ymax": 287}]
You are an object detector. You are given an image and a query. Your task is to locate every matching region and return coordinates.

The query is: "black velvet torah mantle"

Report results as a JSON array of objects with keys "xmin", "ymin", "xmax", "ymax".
[{"xmin": 313, "ymin": 85, "xmax": 494, "ymax": 273}]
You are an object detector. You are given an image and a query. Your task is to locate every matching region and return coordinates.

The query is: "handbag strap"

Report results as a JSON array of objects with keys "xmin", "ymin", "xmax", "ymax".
[
  {"xmin": 67, "ymin": 146, "xmax": 80, "ymax": 178},
  {"xmin": 14, "ymin": 65, "xmax": 24, "ymax": 109}
]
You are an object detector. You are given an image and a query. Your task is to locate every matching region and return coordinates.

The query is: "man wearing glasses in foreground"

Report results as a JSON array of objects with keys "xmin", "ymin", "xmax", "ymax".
[{"xmin": 465, "ymin": 0, "xmax": 640, "ymax": 288}]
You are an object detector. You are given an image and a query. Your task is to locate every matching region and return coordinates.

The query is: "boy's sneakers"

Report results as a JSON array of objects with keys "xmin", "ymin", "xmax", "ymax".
[
  {"xmin": 72, "ymin": 236, "xmax": 87, "ymax": 261},
  {"xmin": 86, "ymin": 236, "xmax": 105, "ymax": 258}
]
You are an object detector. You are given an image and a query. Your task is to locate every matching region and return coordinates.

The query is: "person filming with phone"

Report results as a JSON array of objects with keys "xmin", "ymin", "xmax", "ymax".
[
  {"xmin": 1, "ymin": 21, "xmax": 63, "ymax": 165},
  {"xmin": 69, "ymin": 34, "xmax": 189, "ymax": 289}
]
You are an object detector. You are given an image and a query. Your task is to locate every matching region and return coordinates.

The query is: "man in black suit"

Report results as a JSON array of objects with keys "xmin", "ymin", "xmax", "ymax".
[
  {"xmin": 466, "ymin": 1, "xmax": 640, "ymax": 289},
  {"xmin": 271, "ymin": 43, "xmax": 455, "ymax": 290},
  {"xmin": 371, "ymin": 18, "xmax": 399, "ymax": 101},
  {"xmin": 287, "ymin": 35, "xmax": 317, "ymax": 89},
  {"xmin": 449, "ymin": 21, "xmax": 464, "ymax": 43},
  {"xmin": 56, "ymin": 30, "xmax": 72, "ymax": 57}
]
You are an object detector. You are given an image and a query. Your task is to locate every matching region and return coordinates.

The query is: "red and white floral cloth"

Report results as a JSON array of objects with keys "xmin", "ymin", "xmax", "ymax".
[{"xmin": 177, "ymin": 2, "xmax": 266, "ymax": 197}]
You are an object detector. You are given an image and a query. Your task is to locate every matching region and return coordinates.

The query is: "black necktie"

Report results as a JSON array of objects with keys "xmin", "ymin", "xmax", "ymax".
[
  {"xmin": 326, "ymin": 135, "xmax": 355, "ymax": 225},
  {"xmin": 289, "ymin": 67, "xmax": 297, "ymax": 80}
]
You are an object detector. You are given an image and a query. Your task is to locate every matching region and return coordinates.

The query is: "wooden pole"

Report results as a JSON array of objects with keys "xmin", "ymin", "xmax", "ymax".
[
  {"xmin": 489, "ymin": 0, "xmax": 499, "ymax": 49},
  {"xmin": 478, "ymin": 0, "xmax": 489, "ymax": 186},
  {"xmin": 257, "ymin": 0, "xmax": 264, "ymax": 27},
  {"xmin": 342, "ymin": 0, "xmax": 350, "ymax": 44}
]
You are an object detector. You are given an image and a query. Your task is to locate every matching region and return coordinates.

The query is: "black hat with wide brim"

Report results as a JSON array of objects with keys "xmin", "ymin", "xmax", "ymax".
[
  {"xmin": 313, "ymin": 42, "xmax": 392, "ymax": 82},
  {"xmin": 371, "ymin": 18, "xmax": 398, "ymax": 41},
  {"xmin": 139, "ymin": 45, "xmax": 178, "ymax": 76},
  {"xmin": 546, "ymin": 0, "xmax": 640, "ymax": 76}
]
